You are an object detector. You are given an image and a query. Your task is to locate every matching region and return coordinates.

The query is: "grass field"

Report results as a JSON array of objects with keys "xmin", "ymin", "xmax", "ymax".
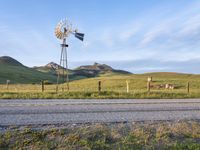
[
  {"xmin": 1, "ymin": 121, "xmax": 200, "ymax": 149},
  {"xmin": 1, "ymin": 72, "xmax": 200, "ymax": 99}
]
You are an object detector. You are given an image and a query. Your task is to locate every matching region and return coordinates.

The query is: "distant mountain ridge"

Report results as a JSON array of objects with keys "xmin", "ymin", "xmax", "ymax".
[
  {"xmin": 45, "ymin": 62, "xmax": 61, "ymax": 70},
  {"xmin": 35, "ymin": 62, "xmax": 131, "ymax": 78},
  {"xmin": 73, "ymin": 62, "xmax": 131, "ymax": 77},
  {"xmin": 76, "ymin": 62, "xmax": 113, "ymax": 71}
]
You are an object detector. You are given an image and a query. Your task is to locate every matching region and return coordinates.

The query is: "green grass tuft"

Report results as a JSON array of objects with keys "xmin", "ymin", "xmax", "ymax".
[{"xmin": 1, "ymin": 121, "xmax": 200, "ymax": 149}]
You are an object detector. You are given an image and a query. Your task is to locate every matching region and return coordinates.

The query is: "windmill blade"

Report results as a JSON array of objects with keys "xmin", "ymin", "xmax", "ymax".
[
  {"xmin": 75, "ymin": 32, "xmax": 84, "ymax": 41},
  {"xmin": 55, "ymin": 19, "xmax": 72, "ymax": 40}
]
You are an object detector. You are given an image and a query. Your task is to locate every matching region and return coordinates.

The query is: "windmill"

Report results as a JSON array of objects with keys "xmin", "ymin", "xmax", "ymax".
[{"xmin": 55, "ymin": 19, "xmax": 84, "ymax": 91}]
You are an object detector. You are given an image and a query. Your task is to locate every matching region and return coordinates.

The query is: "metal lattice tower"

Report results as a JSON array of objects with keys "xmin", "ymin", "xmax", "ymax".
[
  {"xmin": 55, "ymin": 19, "xmax": 84, "ymax": 92},
  {"xmin": 57, "ymin": 38, "xmax": 69, "ymax": 91}
]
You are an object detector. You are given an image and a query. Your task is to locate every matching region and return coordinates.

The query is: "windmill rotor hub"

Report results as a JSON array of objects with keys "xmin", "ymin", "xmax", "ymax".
[{"xmin": 55, "ymin": 18, "xmax": 85, "ymax": 41}]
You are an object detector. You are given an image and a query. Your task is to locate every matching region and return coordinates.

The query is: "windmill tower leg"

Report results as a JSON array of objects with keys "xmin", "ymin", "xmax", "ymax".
[{"xmin": 56, "ymin": 38, "xmax": 69, "ymax": 92}]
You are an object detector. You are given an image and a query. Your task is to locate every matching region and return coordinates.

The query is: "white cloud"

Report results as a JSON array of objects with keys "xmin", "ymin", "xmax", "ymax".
[
  {"xmin": 81, "ymin": 2, "xmax": 200, "ymax": 64},
  {"xmin": 86, "ymin": 22, "xmax": 141, "ymax": 50},
  {"xmin": 138, "ymin": 2, "xmax": 200, "ymax": 45},
  {"xmin": 178, "ymin": 14, "xmax": 200, "ymax": 37},
  {"xmin": 140, "ymin": 27, "xmax": 166, "ymax": 46},
  {"xmin": 119, "ymin": 23, "xmax": 141, "ymax": 41}
]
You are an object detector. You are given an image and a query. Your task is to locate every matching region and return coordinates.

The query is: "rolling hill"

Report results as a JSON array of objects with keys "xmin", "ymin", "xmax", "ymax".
[
  {"xmin": 0, "ymin": 56, "xmax": 131, "ymax": 84},
  {"xmin": 0, "ymin": 56, "xmax": 57, "ymax": 84}
]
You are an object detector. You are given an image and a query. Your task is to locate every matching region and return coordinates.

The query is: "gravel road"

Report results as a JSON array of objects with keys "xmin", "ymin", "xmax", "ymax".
[{"xmin": 0, "ymin": 99, "xmax": 200, "ymax": 125}]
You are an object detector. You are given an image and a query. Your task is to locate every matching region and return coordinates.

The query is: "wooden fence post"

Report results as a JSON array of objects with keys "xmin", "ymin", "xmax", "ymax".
[
  {"xmin": 126, "ymin": 80, "xmax": 129, "ymax": 93},
  {"xmin": 187, "ymin": 82, "xmax": 190, "ymax": 94},
  {"xmin": 41, "ymin": 81, "xmax": 44, "ymax": 92},
  {"xmin": 56, "ymin": 85, "xmax": 58, "ymax": 93},
  {"xmin": 6, "ymin": 80, "xmax": 10, "ymax": 91},
  {"xmin": 147, "ymin": 81, "xmax": 151, "ymax": 93},
  {"xmin": 98, "ymin": 81, "xmax": 101, "ymax": 93}
]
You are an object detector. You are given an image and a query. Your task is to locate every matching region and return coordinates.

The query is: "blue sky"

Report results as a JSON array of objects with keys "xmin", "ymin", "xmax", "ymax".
[{"xmin": 0, "ymin": 0, "xmax": 200, "ymax": 73}]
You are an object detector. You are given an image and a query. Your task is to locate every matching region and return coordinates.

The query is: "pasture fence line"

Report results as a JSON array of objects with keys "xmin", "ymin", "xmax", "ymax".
[{"xmin": 0, "ymin": 78, "xmax": 196, "ymax": 94}]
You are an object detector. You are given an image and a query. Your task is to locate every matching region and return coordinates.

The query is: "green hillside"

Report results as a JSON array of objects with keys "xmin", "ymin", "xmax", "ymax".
[{"xmin": 0, "ymin": 56, "xmax": 57, "ymax": 84}]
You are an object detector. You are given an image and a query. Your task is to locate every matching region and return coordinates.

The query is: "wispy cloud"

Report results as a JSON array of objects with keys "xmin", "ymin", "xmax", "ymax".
[
  {"xmin": 85, "ymin": 22, "xmax": 141, "ymax": 50},
  {"xmin": 79, "ymin": 1, "xmax": 200, "ymax": 64},
  {"xmin": 119, "ymin": 23, "xmax": 141, "ymax": 41},
  {"xmin": 136, "ymin": 2, "xmax": 200, "ymax": 62}
]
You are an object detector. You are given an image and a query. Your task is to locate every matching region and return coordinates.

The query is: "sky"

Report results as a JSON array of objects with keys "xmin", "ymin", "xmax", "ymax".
[{"xmin": 0, "ymin": 0, "xmax": 200, "ymax": 73}]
